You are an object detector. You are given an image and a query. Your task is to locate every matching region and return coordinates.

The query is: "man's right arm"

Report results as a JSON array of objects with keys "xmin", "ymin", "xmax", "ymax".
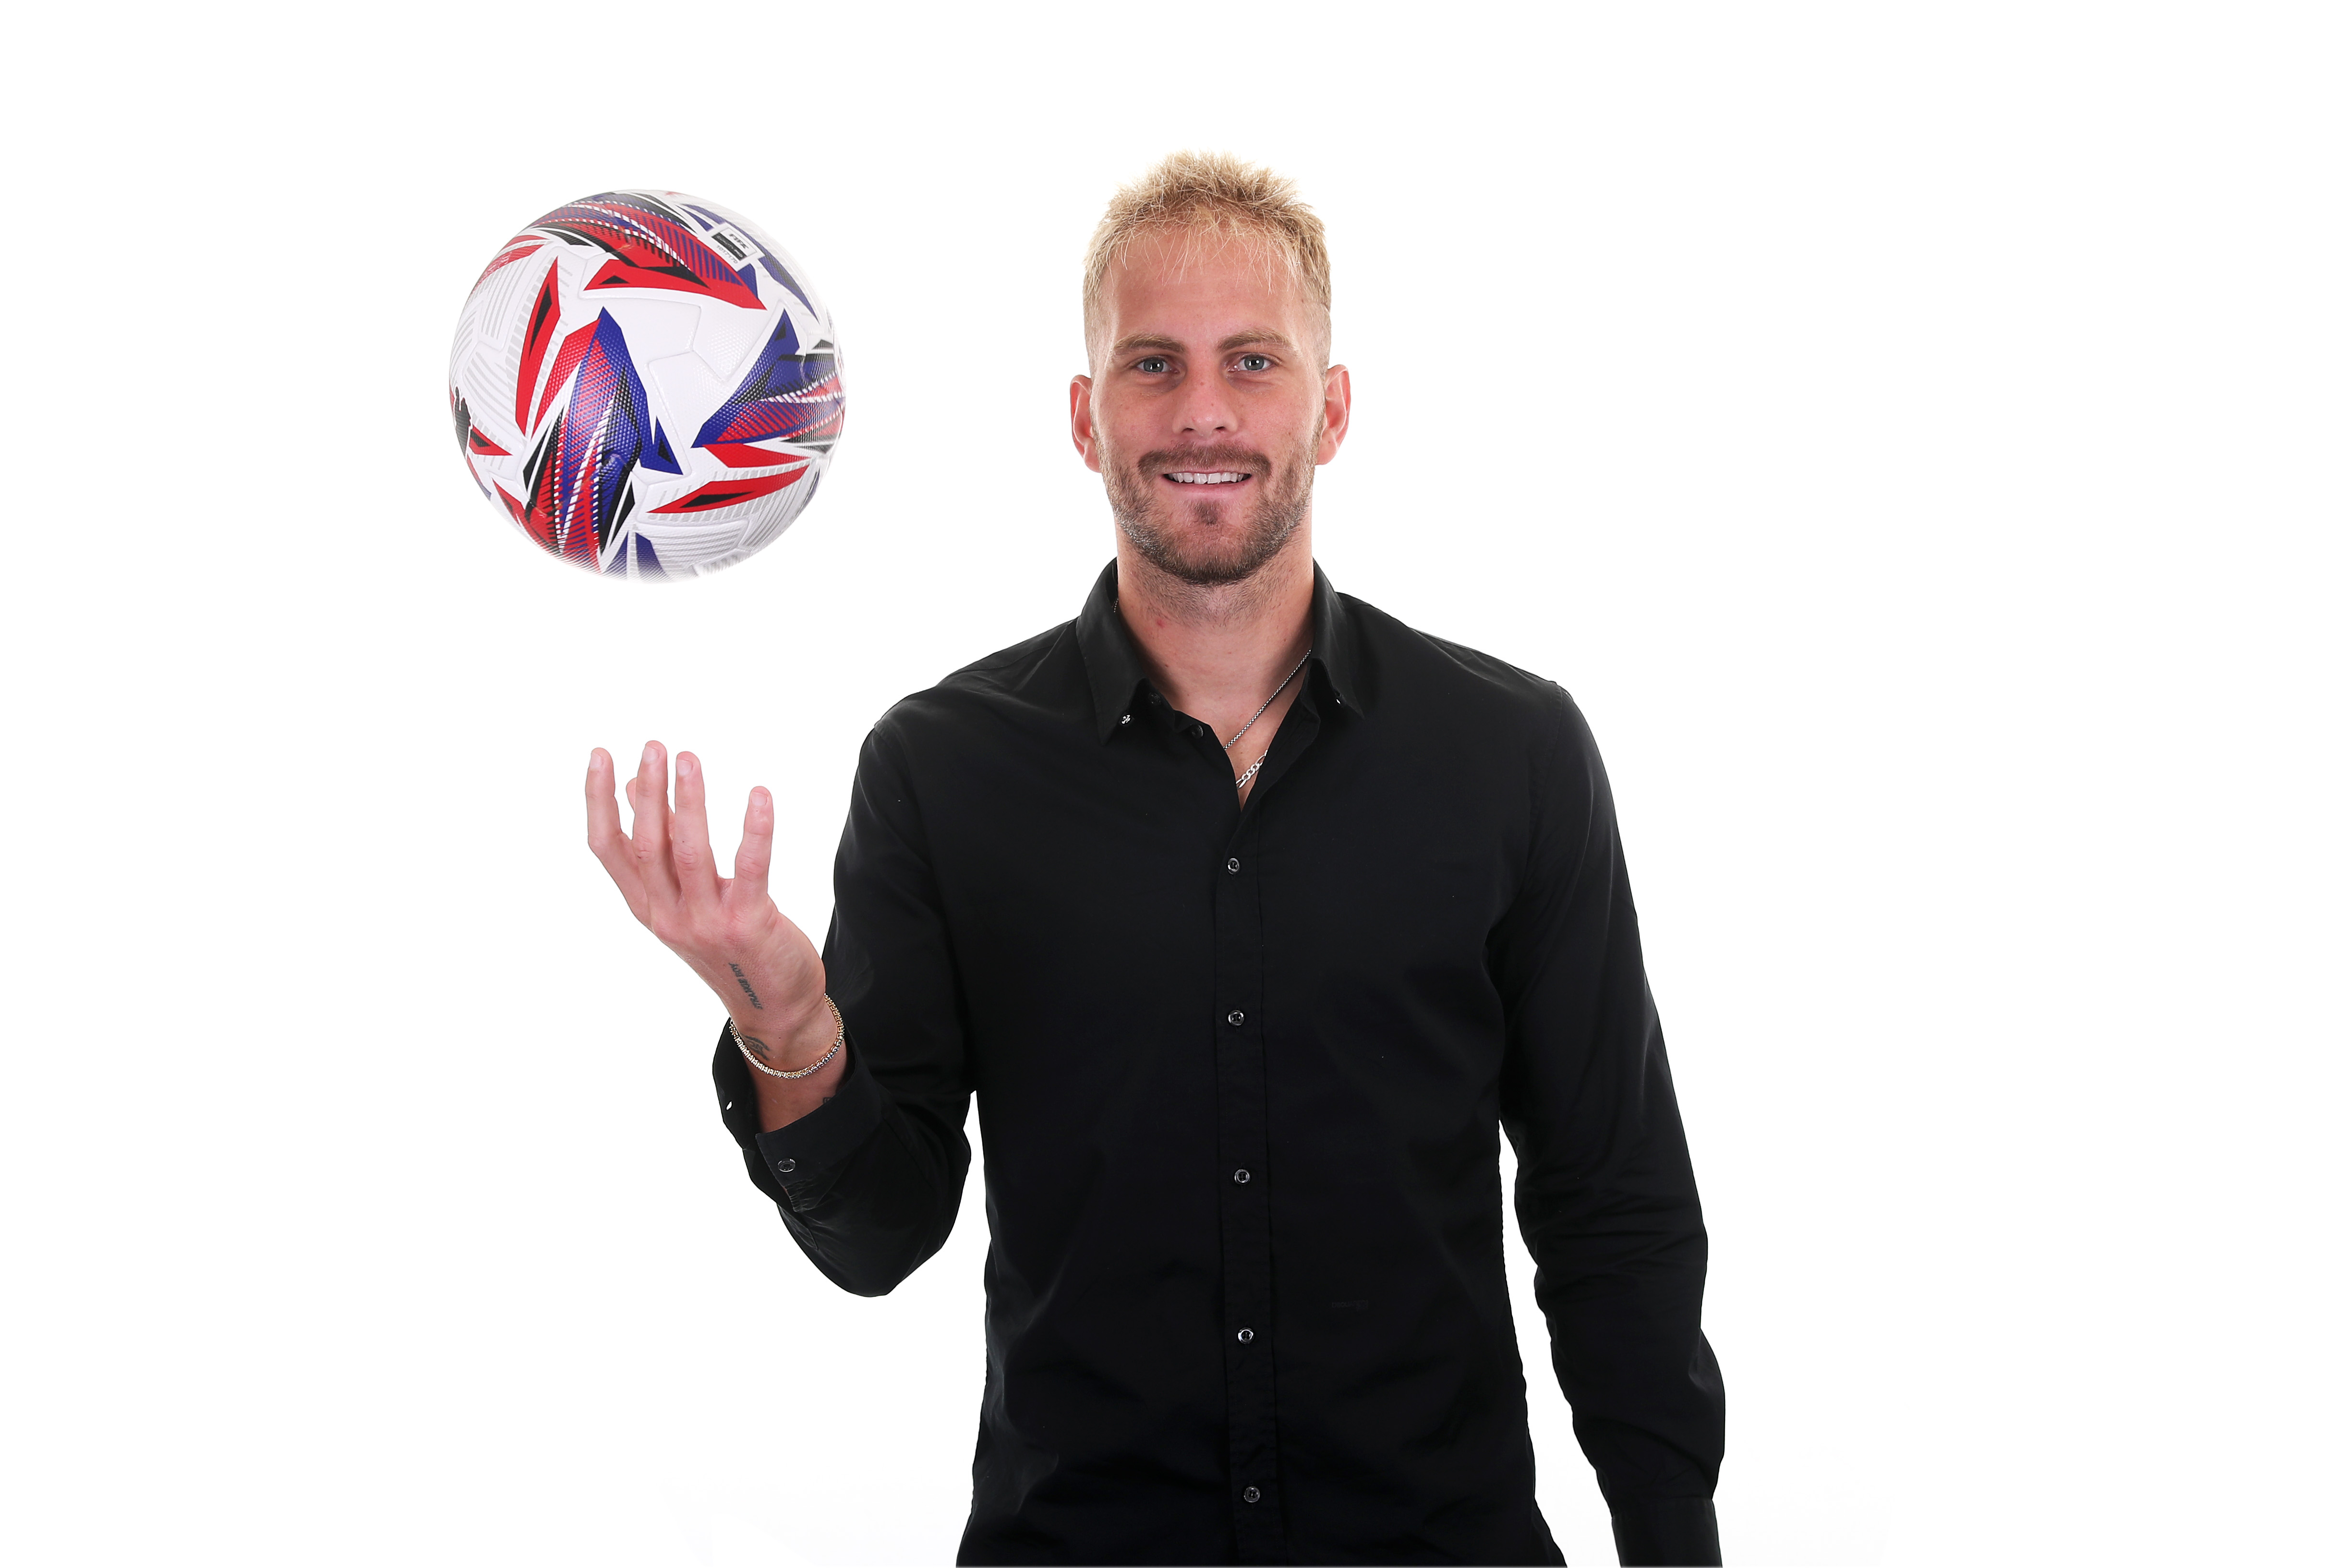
[{"xmin": 586, "ymin": 734, "xmax": 973, "ymax": 1297}]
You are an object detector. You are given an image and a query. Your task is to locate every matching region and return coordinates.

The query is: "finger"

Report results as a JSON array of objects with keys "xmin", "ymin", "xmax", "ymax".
[
  {"xmin": 733, "ymin": 785, "xmax": 774, "ymax": 901},
  {"xmin": 670, "ymin": 750, "xmax": 724, "ymax": 904},
  {"xmin": 584, "ymin": 749, "xmax": 649, "ymax": 920},
  {"xmin": 630, "ymin": 740, "xmax": 682, "ymax": 908}
]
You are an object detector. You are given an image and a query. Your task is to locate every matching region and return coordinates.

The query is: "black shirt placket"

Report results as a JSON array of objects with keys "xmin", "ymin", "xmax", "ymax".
[
  {"xmin": 1205, "ymin": 696, "xmax": 1323, "ymax": 1564},
  {"xmin": 1216, "ymin": 798, "xmax": 1279, "ymax": 1560}
]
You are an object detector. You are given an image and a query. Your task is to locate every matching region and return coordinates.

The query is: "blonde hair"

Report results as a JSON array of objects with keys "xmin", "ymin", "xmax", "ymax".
[{"xmin": 1082, "ymin": 151, "xmax": 1332, "ymax": 366}]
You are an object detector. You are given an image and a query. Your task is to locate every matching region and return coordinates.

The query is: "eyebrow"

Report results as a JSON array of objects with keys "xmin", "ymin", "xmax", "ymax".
[{"xmin": 1109, "ymin": 329, "xmax": 1297, "ymax": 358}]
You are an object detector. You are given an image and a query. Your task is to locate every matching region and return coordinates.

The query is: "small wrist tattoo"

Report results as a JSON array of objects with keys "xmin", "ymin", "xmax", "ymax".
[
  {"xmin": 738, "ymin": 1032, "xmax": 773, "ymax": 1064},
  {"xmin": 728, "ymin": 962, "xmax": 764, "ymax": 1010}
]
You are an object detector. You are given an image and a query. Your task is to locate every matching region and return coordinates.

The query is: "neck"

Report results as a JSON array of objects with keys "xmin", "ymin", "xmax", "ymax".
[{"xmin": 1115, "ymin": 525, "xmax": 1315, "ymax": 737}]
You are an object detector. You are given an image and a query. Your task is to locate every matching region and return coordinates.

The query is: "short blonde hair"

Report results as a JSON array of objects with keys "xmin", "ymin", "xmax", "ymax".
[{"xmin": 1082, "ymin": 151, "xmax": 1332, "ymax": 366}]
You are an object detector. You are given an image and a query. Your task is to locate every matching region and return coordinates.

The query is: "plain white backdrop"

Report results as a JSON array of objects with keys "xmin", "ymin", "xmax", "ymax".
[{"xmin": 1, "ymin": 4, "xmax": 2343, "ymax": 1563}]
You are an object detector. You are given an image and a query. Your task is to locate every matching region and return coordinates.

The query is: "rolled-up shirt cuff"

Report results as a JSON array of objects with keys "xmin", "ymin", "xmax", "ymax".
[
  {"xmin": 711, "ymin": 1019, "xmax": 887, "ymax": 1214},
  {"xmin": 1610, "ymin": 1497, "xmax": 1720, "ymax": 1566}
]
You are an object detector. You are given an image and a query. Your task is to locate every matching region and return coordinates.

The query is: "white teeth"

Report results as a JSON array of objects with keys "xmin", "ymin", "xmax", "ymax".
[{"xmin": 1169, "ymin": 471, "xmax": 1247, "ymax": 484}]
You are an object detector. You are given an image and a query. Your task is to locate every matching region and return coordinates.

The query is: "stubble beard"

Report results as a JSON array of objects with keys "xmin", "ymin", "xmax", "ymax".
[{"xmin": 1105, "ymin": 437, "xmax": 1316, "ymax": 589}]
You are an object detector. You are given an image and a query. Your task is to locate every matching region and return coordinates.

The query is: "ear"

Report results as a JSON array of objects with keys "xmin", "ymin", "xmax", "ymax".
[
  {"xmin": 1069, "ymin": 374, "xmax": 1102, "ymax": 473},
  {"xmin": 1315, "ymin": 364, "xmax": 1352, "ymax": 465}
]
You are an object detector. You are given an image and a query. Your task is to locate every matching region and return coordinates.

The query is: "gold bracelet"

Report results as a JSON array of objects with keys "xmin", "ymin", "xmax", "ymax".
[{"xmin": 730, "ymin": 997, "xmax": 844, "ymax": 1080}]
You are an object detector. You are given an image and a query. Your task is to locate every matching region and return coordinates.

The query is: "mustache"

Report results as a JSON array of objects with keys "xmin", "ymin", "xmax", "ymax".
[{"xmin": 1135, "ymin": 446, "xmax": 1271, "ymax": 476}]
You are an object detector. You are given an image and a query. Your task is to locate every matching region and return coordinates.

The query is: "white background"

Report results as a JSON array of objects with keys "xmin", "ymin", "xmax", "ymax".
[{"xmin": 2, "ymin": 4, "xmax": 2343, "ymax": 1563}]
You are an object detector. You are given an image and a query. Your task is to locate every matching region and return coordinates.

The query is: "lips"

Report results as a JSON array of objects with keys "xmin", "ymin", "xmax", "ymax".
[{"xmin": 1138, "ymin": 446, "xmax": 1268, "ymax": 495}]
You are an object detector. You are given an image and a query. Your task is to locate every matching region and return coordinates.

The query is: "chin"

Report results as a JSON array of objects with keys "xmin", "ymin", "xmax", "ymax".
[
  {"xmin": 1164, "ymin": 553, "xmax": 1261, "ymax": 587},
  {"xmin": 1136, "ymin": 526, "xmax": 1294, "ymax": 588},
  {"xmin": 1110, "ymin": 470, "xmax": 1309, "ymax": 589}
]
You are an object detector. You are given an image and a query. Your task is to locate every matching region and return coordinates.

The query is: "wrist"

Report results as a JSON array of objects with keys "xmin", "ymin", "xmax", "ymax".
[
  {"xmin": 778, "ymin": 991, "xmax": 839, "ymax": 1058},
  {"xmin": 730, "ymin": 994, "xmax": 842, "ymax": 1077}
]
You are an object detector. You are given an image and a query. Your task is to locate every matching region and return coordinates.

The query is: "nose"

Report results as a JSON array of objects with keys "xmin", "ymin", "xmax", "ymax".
[{"xmin": 1176, "ymin": 374, "xmax": 1237, "ymax": 438}]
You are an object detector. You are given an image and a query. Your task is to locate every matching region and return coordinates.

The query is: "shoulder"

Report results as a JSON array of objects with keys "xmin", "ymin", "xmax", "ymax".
[
  {"xmin": 867, "ymin": 619, "xmax": 1088, "ymax": 762},
  {"xmin": 1347, "ymin": 591, "xmax": 1580, "ymax": 736},
  {"xmin": 1343, "ymin": 592, "xmax": 1610, "ymax": 822}
]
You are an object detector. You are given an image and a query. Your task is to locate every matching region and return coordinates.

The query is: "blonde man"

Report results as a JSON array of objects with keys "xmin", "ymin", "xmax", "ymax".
[{"xmin": 589, "ymin": 152, "xmax": 1724, "ymax": 1567}]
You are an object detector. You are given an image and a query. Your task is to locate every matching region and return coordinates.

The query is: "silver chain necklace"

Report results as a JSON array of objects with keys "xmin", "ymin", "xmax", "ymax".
[{"xmin": 1226, "ymin": 648, "xmax": 1312, "ymax": 792}]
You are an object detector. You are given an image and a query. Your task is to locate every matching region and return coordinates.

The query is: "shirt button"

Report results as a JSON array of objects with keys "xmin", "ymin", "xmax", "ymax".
[
  {"xmin": 1237, "ymin": 1327, "xmax": 1254, "ymax": 1343},
  {"xmin": 1233, "ymin": 1168, "xmax": 1251, "ymax": 1184},
  {"xmin": 1225, "ymin": 857, "xmax": 1240, "ymax": 873},
  {"xmin": 1226, "ymin": 1009, "xmax": 1245, "ymax": 1027},
  {"xmin": 1191, "ymin": 724, "xmax": 1205, "ymax": 737},
  {"xmin": 1242, "ymin": 1486, "xmax": 1262, "ymax": 1504},
  {"xmin": 777, "ymin": 1158, "xmax": 796, "ymax": 1173}
]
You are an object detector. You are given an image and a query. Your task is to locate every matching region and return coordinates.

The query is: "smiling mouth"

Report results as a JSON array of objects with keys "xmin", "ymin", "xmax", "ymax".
[{"xmin": 1162, "ymin": 470, "xmax": 1252, "ymax": 486}]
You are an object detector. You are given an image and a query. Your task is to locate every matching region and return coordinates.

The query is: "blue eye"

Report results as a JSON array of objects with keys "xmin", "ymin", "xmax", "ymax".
[
  {"xmin": 1237, "ymin": 353, "xmax": 1272, "ymax": 372},
  {"xmin": 1137, "ymin": 356, "xmax": 1170, "ymax": 374}
]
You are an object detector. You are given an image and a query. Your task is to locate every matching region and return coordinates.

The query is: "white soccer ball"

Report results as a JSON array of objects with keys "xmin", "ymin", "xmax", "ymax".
[{"xmin": 448, "ymin": 190, "xmax": 844, "ymax": 580}]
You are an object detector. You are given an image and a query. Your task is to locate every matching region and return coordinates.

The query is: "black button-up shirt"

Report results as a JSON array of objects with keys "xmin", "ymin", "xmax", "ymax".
[{"xmin": 714, "ymin": 563, "xmax": 1724, "ymax": 1566}]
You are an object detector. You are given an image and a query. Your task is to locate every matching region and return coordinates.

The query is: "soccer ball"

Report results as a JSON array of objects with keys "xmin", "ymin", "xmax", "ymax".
[{"xmin": 448, "ymin": 190, "xmax": 844, "ymax": 580}]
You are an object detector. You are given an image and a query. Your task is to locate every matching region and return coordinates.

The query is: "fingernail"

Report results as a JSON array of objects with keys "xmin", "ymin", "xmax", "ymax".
[
  {"xmin": 679, "ymin": 754, "xmax": 695, "ymax": 777},
  {"xmin": 641, "ymin": 742, "xmax": 658, "ymax": 768}
]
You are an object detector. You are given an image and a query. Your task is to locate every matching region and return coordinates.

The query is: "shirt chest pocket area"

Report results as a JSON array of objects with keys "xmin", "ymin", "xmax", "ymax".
[{"xmin": 1285, "ymin": 832, "xmax": 1516, "ymax": 995}]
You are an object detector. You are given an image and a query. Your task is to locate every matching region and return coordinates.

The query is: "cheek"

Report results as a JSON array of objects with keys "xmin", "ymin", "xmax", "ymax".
[
  {"xmin": 1100, "ymin": 405, "xmax": 1161, "ymax": 460},
  {"xmin": 1273, "ymin": 398, "xmax": 1327, "ymax": 458},
  {"xmin": 1262, "ymin": 379, "xmax": 1323, "ymax": 429}
]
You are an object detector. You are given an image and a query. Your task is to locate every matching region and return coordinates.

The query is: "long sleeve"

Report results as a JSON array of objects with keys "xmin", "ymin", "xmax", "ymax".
[
  {"xmin": 712, "ymin": 721, "xmax": 973, "ymax": 1298},
  {"xmin": 1494, "ymin": 689, "xmax": 1725, "ymax": 1567}
]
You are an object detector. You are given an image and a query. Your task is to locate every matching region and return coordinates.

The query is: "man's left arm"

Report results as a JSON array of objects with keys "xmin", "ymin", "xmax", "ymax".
[{"xmin": 1493, "ymin": 688, "xmax": 1725, "ymax": 1568}]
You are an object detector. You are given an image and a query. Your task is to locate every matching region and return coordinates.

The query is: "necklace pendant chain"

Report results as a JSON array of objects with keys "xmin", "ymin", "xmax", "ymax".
[
  {"xmin": 1223, "ymin": 648, "xmax": 1314, "ymax": 753},
  {"xmin": 1229, "ymin": 647, "xmax": 1310, "ymax": 794}
]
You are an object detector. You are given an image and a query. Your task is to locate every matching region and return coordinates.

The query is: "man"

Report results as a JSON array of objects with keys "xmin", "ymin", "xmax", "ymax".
[{"xmin": 586, "ymin": 152, "xmax": 1724, "ymax": 1566}]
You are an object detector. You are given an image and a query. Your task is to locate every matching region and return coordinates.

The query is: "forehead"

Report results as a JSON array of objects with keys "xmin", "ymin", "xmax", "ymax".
[{"xmin": 1098, "ymin": 230, "xmax": 1310, "ymax": 334}]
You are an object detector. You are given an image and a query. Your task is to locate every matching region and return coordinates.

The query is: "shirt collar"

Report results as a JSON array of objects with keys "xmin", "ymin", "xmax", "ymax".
[{"xmin": 1076, "ymin": 559, "xmax": 1367, "ymax": 742}]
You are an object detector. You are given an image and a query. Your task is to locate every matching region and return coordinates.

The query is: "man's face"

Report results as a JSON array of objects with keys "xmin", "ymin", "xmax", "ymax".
[{"xmin": 1072, "ymin": 235, "xmax": 1350, "ymax": 587}]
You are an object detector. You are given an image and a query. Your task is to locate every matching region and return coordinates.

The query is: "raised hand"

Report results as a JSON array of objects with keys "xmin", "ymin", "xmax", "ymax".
[{"xmin": 586, "ymin": 742, "xmax": 843, "ymax": 1106}]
